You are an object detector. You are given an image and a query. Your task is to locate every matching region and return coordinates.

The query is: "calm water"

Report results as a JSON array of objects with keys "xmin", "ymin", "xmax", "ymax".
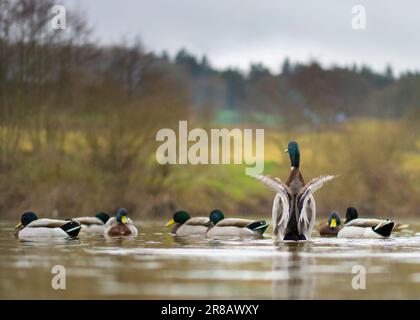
[{"xmin": 1, "ymin": 221, "xmax": 420, "ymax": 299}]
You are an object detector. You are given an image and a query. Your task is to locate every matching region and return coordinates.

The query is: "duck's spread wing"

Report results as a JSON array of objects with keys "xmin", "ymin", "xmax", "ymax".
[
  {"xmin": 185, "ymin": 217, "xmax": 212, "ymax": 227},
  {"xmin": 297, "ymin": 175, "xmax": 336, "ymax": 238},
  {"xmin": 250, "ymin": 174, "xmax": 291, "ymax": 240},
  {"xmin": 249, "ymin": 174, "xmax": 292, "ymax": 194}
]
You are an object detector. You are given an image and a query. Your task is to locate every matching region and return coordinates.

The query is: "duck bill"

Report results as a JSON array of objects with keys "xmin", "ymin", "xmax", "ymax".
[
  {"xmin": 14, "ymin": 222, "xmax": 22, "ymax": 230},
  {"xmin": 329, "ymin": 218, "xmax": 337, "ymax": 228},
  {"xmin": 284, "ymin": 149, "xmax": 289, "ymax": 153},
  {"xmin": 165, "ymin": 218, "xmax": 175, "ymax": 227},
  {"xmin": 121, "ymin": 216, "xmax": 128, "ymax": 224}
]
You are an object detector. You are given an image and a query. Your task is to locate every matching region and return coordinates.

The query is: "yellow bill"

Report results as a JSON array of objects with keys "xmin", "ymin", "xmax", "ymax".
[
  {"xmin": 14, "ymin": 222, "xmax": 22, "ymax": 230},
  {"xmin": 121, "ymin": 215, "xmax": 128, "ymax": 224},
  {"xmin": 165, "ymin": 218, "xmax": 175, "ymax": 227},
  {"xmin": 330, "ymin": 218, "xmax": 337, "ymax": 228}
]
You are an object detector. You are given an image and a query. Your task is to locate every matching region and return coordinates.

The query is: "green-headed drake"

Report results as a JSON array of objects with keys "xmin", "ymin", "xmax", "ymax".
[
  {"xmin": 14, "ymin": 212, "xmax": 82, "ymax": 240},
  {"xmin": 206, "ymin": 209, "xmax": 269, "ymax": 238},
  {"xmin": 319, "ymin": 211, "xmax": 342, "ymax": 237},
  {"xmin": 75, "ymin": 212, "xmax": 110, "ymax": 234},
  {"xmin": 104, "ymin": 208, "xmax": 138, "ymax": 237},
  {"xmin": 251, "ymin": 141, "xmax": 335, "ymax": 241},
  {"xmin": 164, "ymin": 211, "xmax": 212, "ymax": 236},
  {"xmin": 337, "ymin": 207, "xmax": 395, "ymax": 239}
]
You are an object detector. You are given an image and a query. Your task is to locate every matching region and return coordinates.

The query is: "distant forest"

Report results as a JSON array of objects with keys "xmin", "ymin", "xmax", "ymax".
[
  {"xmin": 167, "ymin": 49, "xmax": 420, "ymax": 124},
  {"xmin": 1, "ymin": 1, "xmax": 420, "ymax": 128}
]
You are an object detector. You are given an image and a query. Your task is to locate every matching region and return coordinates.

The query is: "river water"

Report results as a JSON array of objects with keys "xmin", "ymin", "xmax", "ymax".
[{"xmin": 1, "ymin": 221, "xmax": 420, "ymax": 299}]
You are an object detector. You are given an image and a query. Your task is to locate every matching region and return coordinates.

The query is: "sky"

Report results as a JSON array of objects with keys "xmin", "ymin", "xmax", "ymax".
[{"xmin": 70, "ymin": 0, "xmax": 420, "ymax": 74}]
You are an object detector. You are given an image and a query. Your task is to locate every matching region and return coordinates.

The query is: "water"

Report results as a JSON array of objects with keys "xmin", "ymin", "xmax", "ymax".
[{"xmin": 1, "ymin": 221, "xmax": 420, "ymax": 299}]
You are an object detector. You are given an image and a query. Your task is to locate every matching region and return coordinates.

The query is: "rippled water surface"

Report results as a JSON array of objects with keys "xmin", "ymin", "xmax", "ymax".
[{"xmin": 1, "ymin": 221, "xmax": 420, "ymax": 299}]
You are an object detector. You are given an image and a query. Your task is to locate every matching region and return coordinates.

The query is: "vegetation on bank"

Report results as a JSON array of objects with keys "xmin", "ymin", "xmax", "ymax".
[{"xmin": 0, "ymin": 119, "xmax": 419, "ymax": 219}]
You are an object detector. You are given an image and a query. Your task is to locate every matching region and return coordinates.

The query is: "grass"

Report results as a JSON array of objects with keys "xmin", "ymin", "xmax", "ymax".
[{"xmin": 0, "ymin": 118, "xmax": 419, "ymax": 220}]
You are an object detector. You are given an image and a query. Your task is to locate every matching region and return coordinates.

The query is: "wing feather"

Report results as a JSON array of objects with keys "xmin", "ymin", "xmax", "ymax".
[
  {"xmin": 272, "ymin": 192, "xmax": 290, "ymax": 240},
  {"xmin": 297, "ymin": 175, "xmax": 335, "ymax": 238},
  {"xmin": 74, "ymin": 217, "xmax": 104, "ymax": 225},
  {"xmin": 344, "ymin": 218, "xmax": 386, "ymax": 228},
  {"xmin": 185, "ymin": 217, "xmax": 212, "ymax": 226},
  {"xmin": 297, "ymin": 195, "xmax": 316, "ymax": 239},
  {"xmin": 26, "ymin": 219, "xmax": 69, "ymax": 228},
  {"xmin": 249, "ymin": 174, "xmax": 292, "ymax": 195},
  {"xmin": 249, "ymin": 174, "xmax": 291, "ymax": 240},
  {"xmin": 216, "ymin": 218, "xmax": 254, "ymax": 228}
]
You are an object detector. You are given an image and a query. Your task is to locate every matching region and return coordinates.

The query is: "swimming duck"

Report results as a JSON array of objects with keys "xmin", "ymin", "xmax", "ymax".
[
  {"xmin": 104, "ymin": 208, "xmax": 138, "ymax": 237},
  {"xmin": 206, "ymin": 209, "xmax": 269, "ymax": 238},
  {"xmin": 344, "ymin": 207, "xmax": 408, "ymax": 232},
  {"xmin": 251, "ymin": 141, "xmax": 335, "ymax": 241},
  {"xmin": 164, "ymin": 211, "xmax": 212, "ymax": 236},
  {"xmin": 14, "ymin": 212, "xmax": 82, "ymax": 240},
  {"xmin": 319, "ymin": 211, "xmax": 342, "ymax": 237},
  {"xmin": 337, "ymin": 207, "xmax": 395, "ymax": 239},
  {"xmin": 74, "ymin": 212, "xmax": 110, "ymax": 234}
]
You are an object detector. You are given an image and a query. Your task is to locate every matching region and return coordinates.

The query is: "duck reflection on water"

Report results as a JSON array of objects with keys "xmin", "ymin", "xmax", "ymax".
[{"xmin": 272, "ymin": 242, "xmax": 315, "ymax": 299}]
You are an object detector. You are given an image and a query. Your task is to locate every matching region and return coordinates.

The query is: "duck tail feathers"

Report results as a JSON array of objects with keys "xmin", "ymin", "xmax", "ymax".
[
  {"xmin": 61, "ymin": 220, "xmax": 82, "ymax": 237},
  {"xmin": 247, "ymin": 221, "xmax": 269, "ymax": 235},
  {"xmin": 374, "ymin": 220, "xmax": 395, "ymax": 237}
]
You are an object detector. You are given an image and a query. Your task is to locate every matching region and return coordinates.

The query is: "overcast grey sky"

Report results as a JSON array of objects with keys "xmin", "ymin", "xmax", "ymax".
[{"xmin": 71, "ymin": 0, "xmax": 419, "ymax": 74}]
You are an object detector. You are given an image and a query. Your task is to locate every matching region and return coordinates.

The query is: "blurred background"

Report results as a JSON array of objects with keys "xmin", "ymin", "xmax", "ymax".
[{"xmin": 0, "ymin": 0, "xmax": 419, "ymax": 220}]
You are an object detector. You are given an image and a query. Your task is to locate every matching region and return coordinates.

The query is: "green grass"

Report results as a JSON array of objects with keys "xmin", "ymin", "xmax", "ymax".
[{"xmin": 0, "ymin": 118, "xmax": 419, "ymax": 219}]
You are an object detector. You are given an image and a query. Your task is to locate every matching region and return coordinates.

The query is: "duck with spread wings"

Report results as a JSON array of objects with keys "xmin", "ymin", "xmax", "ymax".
[{"xmin": 251, "ymin": 141, "xmax": 335, "ymax": 241}]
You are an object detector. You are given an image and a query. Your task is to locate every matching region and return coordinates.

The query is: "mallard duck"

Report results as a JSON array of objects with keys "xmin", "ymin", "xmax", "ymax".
[
  {"xmin": 164, "ymin": 211, "xmax": 212, "ymax": 236},
  {"xmin": 74, "ymin": 212, "xmax": 110, "ymax": 234},
  {"xmin": 344, "ymin": 207, "xmax": 408, "ymax": 232},
  {"xmin": 251, "ymin": 141, "xmax": 335, "ymax": 241},
  {"xmin": 319, "ymin": 211, "xmax": 342, "ymax": 237},
  {"xmin": 104, "ymin": 208, "xmax": 138, "ymax": 237},
  {"xmin": 206, "ymin": 209, "xmax": 269, "ymax": 238},
  {"xmin": 338, "ymin": 207, "xmax": 395, "ymax": 238},
  {"xmin": 14, "ymin": 212, "xmax": 82, "ymax": 240}
]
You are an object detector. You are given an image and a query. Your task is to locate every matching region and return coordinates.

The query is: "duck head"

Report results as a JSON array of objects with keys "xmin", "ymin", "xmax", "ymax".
[
  {"xmin": 165, "ymin": 211, "xmax": 190, "ymax": 227},
  {"xmin": 209, "ymin": 209, "xmax": 225, "ymax": 224},
  {"xmin": 328, "ymin": 211, "xmax": 341, "ymax": 229},
  {"xmin": 116, "ymin": 208, "xmax": 129, "ymax": 224},
  {"xmin": 345, "ymin": 207, "xmax": 358, "ymax": 223},
  {"xmin": 95, "ymin": 212, "xmax": 110, "ymax": 224},
  {"xmin": 285, "ymin": 141, "xmax": 300, "ymax": 168},
  {"xmin": 15, "ymin": 212, "xmax": 38, "ymax": 230}
]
